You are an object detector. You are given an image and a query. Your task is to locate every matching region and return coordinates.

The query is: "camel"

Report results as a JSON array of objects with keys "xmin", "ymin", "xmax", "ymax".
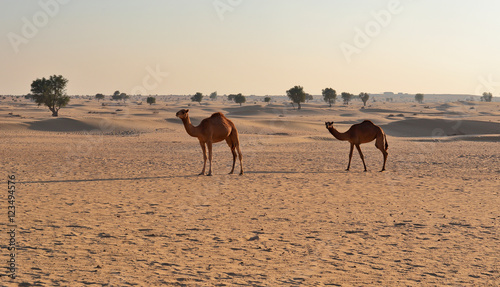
[
  {"xmin": 176, "ymin": 109, "xmax": 243, "ymax": 176},
  {"xmin": 325, "ymin": 120, "xmax": 388, "ymax": 172}
]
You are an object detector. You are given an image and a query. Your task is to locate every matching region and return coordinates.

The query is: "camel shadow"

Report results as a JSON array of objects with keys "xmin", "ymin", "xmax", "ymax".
[
  {"xmin": 19, "ymin": 174, "xmax": 199, "ymax": 185},
  {"xmin": 245, "ymin": 170, "xmax": 343, "ymax": 175},
  {"xmin": 20, "ymin": 170, "xmax": 373, "ymax": 184}
]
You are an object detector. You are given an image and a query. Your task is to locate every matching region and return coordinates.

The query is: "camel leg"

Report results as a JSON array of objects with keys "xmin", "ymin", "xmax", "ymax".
[
  {"xmin": 355, "ymin": 144, "xmax": 367, "ymax": 172},
  {"xmin": 375, "ymin": 136, "xmax": 388, "ymax": 172},
  {"xmin": 380, "ymin": 150, "xmax": 388, "ymax": 172},
  {"xmin": 229, "ymin": 148, "xmax": 237, "ymax": 174},
  {"xmin": 379, "ymin": 147, "xmax": 388, "ymax": 172},
  {"xmin": 226, "ymin": 139, "xmax": 236, "ymax": 174},
  {"xmin": 236, "ymin": 144, "xmax": 243, "ymax": 175},
  {"xmin": 346, "ymin": 143, "xmax": 354, "ymax": 171},
  {"xmin": 206, "ymin": 141, "xmax": 213, "ymax": 176},
  {"xmin": 199, "ymin": 141, "xmax": 207, "ymax": 175}
]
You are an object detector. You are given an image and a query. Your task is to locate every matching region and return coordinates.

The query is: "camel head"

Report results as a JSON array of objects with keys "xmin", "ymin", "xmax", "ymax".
[
  {"xmin": 325, "ymin": 121, "xmax": 334, "ymax": 129},
  {"xmin": 176, "ymin": 109, "xmax": 189, "ymax": 119}
]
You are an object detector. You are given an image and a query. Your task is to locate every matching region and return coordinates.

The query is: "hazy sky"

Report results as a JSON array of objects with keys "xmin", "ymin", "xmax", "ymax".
[{"xmin": 2, "ymin": 0, "xmax": 500, "ymax": 96}]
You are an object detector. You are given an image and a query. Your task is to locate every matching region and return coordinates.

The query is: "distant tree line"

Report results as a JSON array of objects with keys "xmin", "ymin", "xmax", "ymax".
[
  {"xmin": 94, "ymin": 91, "xmax": 130, "ymax": 102},
  {"xmin": 190, "ymin": 92, "xmax": 247, "ymax": 106},
  {"xmin": 22, "ymin": 74, "xmax": 497, "ymax": 117},
  {"xmin": 287, "ymin": 85, "xmax": 372, "ymax": 109}
]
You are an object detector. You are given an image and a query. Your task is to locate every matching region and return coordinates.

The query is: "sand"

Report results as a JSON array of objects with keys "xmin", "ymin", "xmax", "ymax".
[{"xmin": 0, "ymin": 97, "xmax": 499, "ymax": 286}]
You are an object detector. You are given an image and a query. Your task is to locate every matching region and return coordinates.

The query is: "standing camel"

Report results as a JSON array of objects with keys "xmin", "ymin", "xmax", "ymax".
[
  {"xmin": 325, "ymin": 120, "xmax": 388, "ymax": 172},
  {"xmin": 176, "ymin": 109, "xmax": 243, "ymax": 176}
]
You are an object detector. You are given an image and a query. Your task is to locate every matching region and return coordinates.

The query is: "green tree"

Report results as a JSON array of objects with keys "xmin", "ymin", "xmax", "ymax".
[
  {"xmin": 146, "ymin": 96, "xmax": 156, "ymax": 105},
  {"xmin": 234, "ymin": 94, "xmax": 246, "ymax": 106},
  {"xmin": 359, "ymin": 92, "xmax": 370, "ymax": 106},
  {"xmin": 191, "ymin": 92, "xmax": 203, "ymax": 105},
  {"xmin": 264, "ymin": 96, "xmax": 271, "ymax": 104},
  {"xmin": 112, "ymin": 90, "xmax": 121, "ymax": 101},
  {"xmin": 341, "ymin": 92, "xmax": 354, "ymax": 105},
  {"xmin": 322, "ymin": 88, "xmax": 336, "ymax": 107},
  {"xmin": 286, "ymin": 85, "xmax": 306, "ymax": 110},
  {"xmin": 95, "ymin": 93, "xmax": 105, "ymax": 102},
  {"xmin": 415, "ymin": 93, "xmax": 424, "ymax": 103},
  {"xmin": 209, "ymin": 91, "xmax": 217, "ymax": 101},
  {"xmin": 482, "ymin": 92, "xmax": 493, "ymax": 102},
  {"xmin": 227, "ymin": 94, "xmax": 237, "ymax": 101},
  {"xmin": 120, "ymin": 93, "xmax": 129, "ymax": 103},
  {"xmin": 30, "ymin": 75, "xmax": 70, "ymax": 117}
]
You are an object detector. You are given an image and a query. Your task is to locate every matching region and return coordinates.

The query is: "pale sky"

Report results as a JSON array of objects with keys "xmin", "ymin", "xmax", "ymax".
[{"xmin": 2, "ymin": 0, "xmax": 500, "ymax": 96}]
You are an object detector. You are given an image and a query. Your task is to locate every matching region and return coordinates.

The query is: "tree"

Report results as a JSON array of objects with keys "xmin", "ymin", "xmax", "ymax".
[
  {"xmin": 95, "ymin": 93, "xmax": 105, "ymax": 102},
  {"xmin": 227, "ymin": 94, "xmax": 237, "ymax": 101},
  {"xmin": 482, "ymin": 92, "xmax": 493, "ymax": 102},
  {"xmin": 30, "ymin": 75, "xmax": 70, "ymax": 117},
  {"xmin": 359, "ymin": 92, "xmax": 370, "ymax": 106},
  {"xmin": 322, "ymin": 88, "xmax": 336, "ymax": 107},
  {"xmin": 415, "ymin": 93, "xmax": 424, "ymax": 103},
  {"xmin": 286, "ymin": 85, "xmax": 306, "ymax": 110},
  {"xmin": 191, "ymin": 92, "xmax": 203, "ymax": 105},
  {"xmin": 120, "ymin": 93, "xmax": 129, "ymax": 103},
  {"xmin": 146, "ymin": 96, "xmax": 156, "ymax": 105},
  {"xmin": 341, "ymin": 92, "xmax": 354, "ymax": 105},
  {"xmin": 209, "ymin": 91, "xmax": 217, "ymax": 101},
  {"xmin": 112, "ymin": 90, "xmax": 121, "ymax": 101},
  {"xmin": 305, "ymin": 94, "xmax": 313, "ymax": 102},
  {"xmin": 234, "ymin": 94, "xmax": 246, "ymax": 106},
  {"xmin": 264, "ymin": 96, "xmax": 271, "ymax": 104}
]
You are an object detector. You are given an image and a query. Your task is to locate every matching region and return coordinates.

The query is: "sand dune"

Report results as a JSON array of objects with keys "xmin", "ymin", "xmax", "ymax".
[
  {"xmin": 0, "ymin": 98, "xmax": 499, "ymax": 286},
  {"xmin": 382, "ymin": 118, "xmax": 500, "ymax": 137},
  {"xmin": 23, "ymin": 117, "xmax": 165, "ymax": 135}
]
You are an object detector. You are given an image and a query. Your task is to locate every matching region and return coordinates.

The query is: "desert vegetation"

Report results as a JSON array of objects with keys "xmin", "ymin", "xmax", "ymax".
[{"xmin": 30, "ymin": 75, "xmax": 70, "ymax": 117}]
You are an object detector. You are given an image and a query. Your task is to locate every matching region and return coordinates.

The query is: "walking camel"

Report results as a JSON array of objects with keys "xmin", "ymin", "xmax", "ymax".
[
  {"xmin": 176, "ymin": 109, "xmax": 243, "ymax": 176},
  {"xmin": 325, "ymin": 120, "xmax": 388, "ymax": 172}
]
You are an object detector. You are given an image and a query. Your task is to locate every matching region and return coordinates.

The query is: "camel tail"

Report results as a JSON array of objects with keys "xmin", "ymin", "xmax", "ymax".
[{"xmin": 384, "ymin": 133, "xmax": 388, "ymax": 150}]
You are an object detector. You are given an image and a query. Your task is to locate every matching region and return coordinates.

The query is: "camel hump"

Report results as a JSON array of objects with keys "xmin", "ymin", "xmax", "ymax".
[
  {"xmin": 361, "ymin": 120, "xmax": 375, "ymax": 125},
  {"xmin": 210, "ymin": 112, "xmax": 226, "ymax": 118}
]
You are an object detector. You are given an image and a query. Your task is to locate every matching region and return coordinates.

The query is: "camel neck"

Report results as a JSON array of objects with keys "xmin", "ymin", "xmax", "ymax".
[
  {"xmin": 181, "ymin": 116, "xmax": 200, "ymax": 138},
  {"xmin": 328, "ymin": 126, "xmax": 350, "ymax": 141}
]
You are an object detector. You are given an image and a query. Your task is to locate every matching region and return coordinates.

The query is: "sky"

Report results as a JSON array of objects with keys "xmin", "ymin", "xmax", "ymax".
[{"xmin": 1, "ymin": 0, "xmax": 500, "ymax": 96}]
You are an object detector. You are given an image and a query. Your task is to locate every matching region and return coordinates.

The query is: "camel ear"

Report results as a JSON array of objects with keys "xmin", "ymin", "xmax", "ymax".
[{"xmin": 185, "ymin": 109, "xmax": 189, "ymax": 113}]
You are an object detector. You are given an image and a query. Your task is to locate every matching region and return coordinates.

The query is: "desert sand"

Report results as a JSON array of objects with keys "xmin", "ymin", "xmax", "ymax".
[{"xmin": 0, "ymin": 96, "xmax": 499, "ymax": 286}]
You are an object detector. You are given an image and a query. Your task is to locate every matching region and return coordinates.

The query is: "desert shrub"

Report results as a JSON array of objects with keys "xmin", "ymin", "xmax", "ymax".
[
  {"xmin": 147, "ymin": 97, "xmax": 156, "ymax": 105},
  {"xmin": 415, "ymin": 93, "xmax": 424, "ymax": 103}
]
